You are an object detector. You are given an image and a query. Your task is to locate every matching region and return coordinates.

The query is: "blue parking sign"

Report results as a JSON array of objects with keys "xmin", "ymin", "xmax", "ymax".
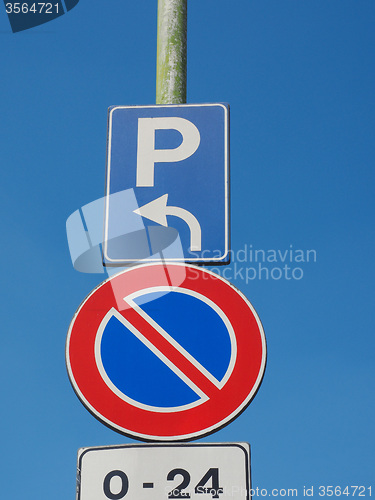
[{"xmin": 103, "ymin": 103, "xmax": 230, "ymax": 265}]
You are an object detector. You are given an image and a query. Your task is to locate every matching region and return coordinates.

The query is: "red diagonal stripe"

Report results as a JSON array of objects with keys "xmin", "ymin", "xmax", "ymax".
[{"xmin": 119, "ymin": 306, "xmax": 221, "ymax": 400}]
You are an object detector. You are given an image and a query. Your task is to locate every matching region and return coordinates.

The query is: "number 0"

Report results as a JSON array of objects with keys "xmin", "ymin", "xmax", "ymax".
[{"xmin": 103, "ymin": 470, "xmax": 129, "ymax": 499}]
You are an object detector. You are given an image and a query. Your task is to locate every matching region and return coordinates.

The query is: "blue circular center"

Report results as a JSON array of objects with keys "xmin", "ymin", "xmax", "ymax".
[{"xmin": 100, "ymin": 291, "xmax": 232, "ymax": 408}]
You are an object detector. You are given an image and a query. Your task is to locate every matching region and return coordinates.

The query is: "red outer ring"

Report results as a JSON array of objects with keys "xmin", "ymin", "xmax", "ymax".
[{"xmin": 66, "ymin": 263, "xmax": 266, "ymax": 441}]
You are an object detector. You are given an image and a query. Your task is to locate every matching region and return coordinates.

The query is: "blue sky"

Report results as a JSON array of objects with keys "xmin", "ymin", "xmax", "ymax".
[{"xmin": 0, "ymin": 1, "xmax": 374, "ymax": 498}]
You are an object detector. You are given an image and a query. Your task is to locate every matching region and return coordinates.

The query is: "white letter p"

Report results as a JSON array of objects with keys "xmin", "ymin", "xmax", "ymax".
[{"xmin": 136, "ymin": 117, "xmax": 200, "ymax": 187}]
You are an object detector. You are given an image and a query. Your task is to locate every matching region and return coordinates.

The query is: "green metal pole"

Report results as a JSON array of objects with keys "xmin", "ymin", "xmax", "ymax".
[{"xmin": 156, "ymin": 0, "xmax": 187, "ymax": 104}]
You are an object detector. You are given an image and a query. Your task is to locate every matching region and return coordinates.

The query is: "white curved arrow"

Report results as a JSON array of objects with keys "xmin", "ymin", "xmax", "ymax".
[{"xmin": 133, "ymin": 194, "xmax": 202, "ymax": 251}]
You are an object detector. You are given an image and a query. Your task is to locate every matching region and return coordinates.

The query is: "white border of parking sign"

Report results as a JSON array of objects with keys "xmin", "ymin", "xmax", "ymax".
[{"xmin": 103, "ymin": 103, "xmax": 230, "ymax": 265}]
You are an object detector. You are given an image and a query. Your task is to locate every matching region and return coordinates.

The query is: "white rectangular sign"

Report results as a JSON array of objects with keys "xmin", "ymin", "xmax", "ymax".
[{"xmin": 77, "ymin": 443, "xmax": 251, "ymax": 500}]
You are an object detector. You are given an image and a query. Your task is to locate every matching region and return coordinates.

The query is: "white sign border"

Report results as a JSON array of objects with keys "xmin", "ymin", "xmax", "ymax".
[
  {"xmin": 103, "ymin": 103, "xmax": 230, "ymax": 265},
  {"xmin": 76, "ymin": 442, "xmax": 251, "ymax": 500}
]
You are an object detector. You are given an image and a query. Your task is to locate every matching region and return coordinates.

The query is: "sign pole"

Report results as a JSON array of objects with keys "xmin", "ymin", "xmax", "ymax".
[{"xmin": 156, "ymin": 0, "xmax": 187, "ymax": 104}]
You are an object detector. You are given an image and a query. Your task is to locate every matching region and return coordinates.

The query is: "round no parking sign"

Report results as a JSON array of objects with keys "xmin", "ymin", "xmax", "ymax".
[{"xmin": 66, "ymin": 263, "xmax": 266, "ymax": 441}]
